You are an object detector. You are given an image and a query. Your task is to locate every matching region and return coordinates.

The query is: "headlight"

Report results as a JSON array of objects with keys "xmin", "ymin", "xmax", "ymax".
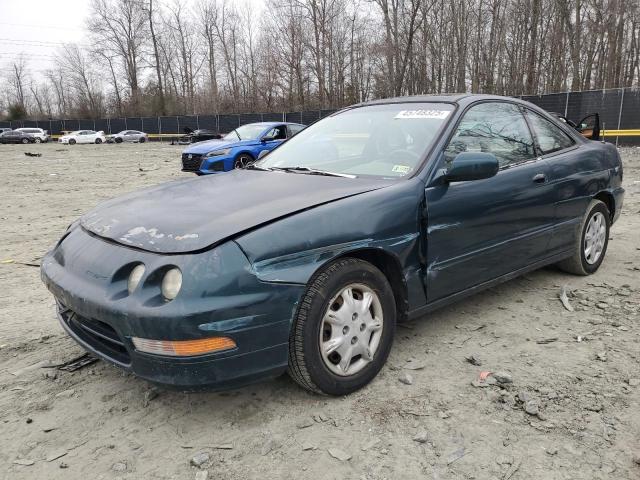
[
  {"xmin": 205, "ymin": 148, "xmax": 231, "ymax": 157},
  {"xmin": 128, "ymin": 264, "xmax": 145, "ymax": 293},
  {"xmin": 161, "ymin": 268, "xmax": 182, "ymax": 300}
]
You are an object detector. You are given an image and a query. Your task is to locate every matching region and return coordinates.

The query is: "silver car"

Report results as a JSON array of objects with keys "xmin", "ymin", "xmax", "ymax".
[{"xmin": 111, "ymin": 130, "xmax": 149, "ymax": 143}]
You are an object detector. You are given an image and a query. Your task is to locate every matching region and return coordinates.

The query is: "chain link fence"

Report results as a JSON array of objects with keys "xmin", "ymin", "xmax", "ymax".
[{"xmin": 2, "ymin": 88, "xmax": 638, "ymax": 144}]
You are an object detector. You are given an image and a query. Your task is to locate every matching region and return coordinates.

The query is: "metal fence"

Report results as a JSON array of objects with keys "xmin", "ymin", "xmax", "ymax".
[
  {"xmin": 1, "ymin": 88, "xmax": 638, "ymax": 144},
  {"xmin": 0, "ymin": 110, "xmax": 337, "ymax": 138},
  {"xmin": 520, "ymin": 88, "xmax": 640, "ymax": 145}
]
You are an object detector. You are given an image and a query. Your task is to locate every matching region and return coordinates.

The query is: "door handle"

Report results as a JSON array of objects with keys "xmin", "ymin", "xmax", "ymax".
[{"xmin": 532, "ymin": 173, "xmax": 547, "ymax": 183}]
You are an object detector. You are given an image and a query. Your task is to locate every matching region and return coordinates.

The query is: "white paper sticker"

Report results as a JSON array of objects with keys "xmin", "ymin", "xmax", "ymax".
[
  {"xmin": 392, "ymin": 165, "xmax": 411, "ymax": 174},
  {"xmin": 395, "ymin": 109, "xmax": 450, "ymax": 120}
]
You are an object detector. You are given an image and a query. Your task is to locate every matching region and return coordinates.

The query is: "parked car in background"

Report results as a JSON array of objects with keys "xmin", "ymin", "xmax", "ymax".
[
  {"xmin": 0, "ymin": 127, "xmax": 12, "ymax": 135},
  {"xmin": 550, "ymin": 112, "xmax": 601, "ymax": 140},
  {"xmin": 14, "ymin": 127, "xmax": 49, "ymax": 143},
  {"xmin": 178, "ymin": 127, "xmax": 222, "ymax": 145},
  {"xmin": 58, "ymin": 130, "xmax": 107, "ymax": 145},
  {"xmin": 41, "ymin": 94, "xmax": 623, "ymax": 395},
  {"xmin": 181, "ymin": 122, "xmax": 305, "ymax": 174},
  {"xmin": 110, "ymin": 130, "xmax": 149, "ymax": 143},
  {"xmin": 0, "ymin": 130, "xmax": 36, "ymax": 144}
]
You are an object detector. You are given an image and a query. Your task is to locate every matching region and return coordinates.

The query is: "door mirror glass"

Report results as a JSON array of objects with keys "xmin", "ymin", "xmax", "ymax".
[{"xmin": 447, "ymin": 152, "xmax": 499, "ymax": 182}]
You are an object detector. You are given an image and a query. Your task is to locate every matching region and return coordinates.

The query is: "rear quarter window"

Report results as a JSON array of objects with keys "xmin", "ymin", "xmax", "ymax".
[{"xmin": 525, "ymin": 110, "xmax": 575, "ymax": 154}]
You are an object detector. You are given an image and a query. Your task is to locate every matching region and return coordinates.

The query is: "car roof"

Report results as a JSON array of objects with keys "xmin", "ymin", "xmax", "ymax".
[
  {"xmin": 241, "ymin": 122, "xmax": 303, "ymax": 127},
  {"xmin": 354, "ymin": 93, "xmax": 538, "ymax": 108}
]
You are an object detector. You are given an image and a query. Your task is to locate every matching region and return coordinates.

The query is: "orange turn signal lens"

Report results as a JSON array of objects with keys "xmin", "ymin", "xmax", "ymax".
[{"xmin": 132, "ymin": 336, "xmax": 236, "ymax": 357}]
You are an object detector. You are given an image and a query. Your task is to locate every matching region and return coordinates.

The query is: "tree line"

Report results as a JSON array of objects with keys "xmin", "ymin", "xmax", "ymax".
[{"xmin": 2, "ymin": 0, "xmax": 639, "ymax": 121}]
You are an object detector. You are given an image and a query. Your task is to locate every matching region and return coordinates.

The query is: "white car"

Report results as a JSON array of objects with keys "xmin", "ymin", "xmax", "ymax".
[
  {"xmin": 15, "ymin": 127, "xmax": 49, "ymax": 143},
  {"xmin": 110, "ymin": 130, "xmax": 149, "ymax": 143},
  {"xmin": 58, "ymin": 130, "xmax": 107, "ymax": 145}
]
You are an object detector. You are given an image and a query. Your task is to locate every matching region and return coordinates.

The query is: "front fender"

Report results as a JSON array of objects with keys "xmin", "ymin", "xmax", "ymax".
[{"xmin": 235, "ymin": 178, "xmax": 428, "ymax": 310}]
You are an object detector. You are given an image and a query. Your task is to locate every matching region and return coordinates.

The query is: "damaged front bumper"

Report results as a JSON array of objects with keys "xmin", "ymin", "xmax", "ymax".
[{"xmin": 41, "ymin": 227, "xmax": 305, "ymax": 390}]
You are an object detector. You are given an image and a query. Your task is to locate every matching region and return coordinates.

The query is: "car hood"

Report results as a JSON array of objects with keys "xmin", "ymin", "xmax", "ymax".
[
  {"xmin": 80, "ymin": 170, "xmax": 393, "ymax": 253},
  {"xmin": 185, "ymin": 138, "xmax": 254, "ymax": 154}
]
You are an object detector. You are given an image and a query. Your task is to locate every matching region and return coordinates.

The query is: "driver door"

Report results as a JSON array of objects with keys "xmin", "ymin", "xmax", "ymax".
[
  {"xmin": 424, "ymin": 101, "xmax": 556, "ymax": 302},
  {"xmin": 257, "ymin": 125, "xmax": 287, "ymax": 156}
]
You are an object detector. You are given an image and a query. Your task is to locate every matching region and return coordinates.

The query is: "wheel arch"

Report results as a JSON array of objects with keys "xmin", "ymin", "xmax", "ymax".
[
  {"xmin": 235, "ymin": 150, "xmax": 255, "ymax": 160},
  {"xmin": 330, "ymin": 248, "xmax": 409, "ymax": 323},
  {"xmin": 594, "ymin": 190, "xmax": 615, "ymax": 221}
]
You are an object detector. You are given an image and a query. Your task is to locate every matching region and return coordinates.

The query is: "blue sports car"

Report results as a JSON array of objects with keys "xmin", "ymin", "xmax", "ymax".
[{"xmin": 181, "ymin": 122, "xmax": 306, "ymax": 174}]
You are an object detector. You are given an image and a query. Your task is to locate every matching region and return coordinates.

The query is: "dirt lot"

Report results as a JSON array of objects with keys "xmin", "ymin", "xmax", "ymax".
[{"xmin": 0, "ymin": 142, "xmax": 638, "ymax": 480}]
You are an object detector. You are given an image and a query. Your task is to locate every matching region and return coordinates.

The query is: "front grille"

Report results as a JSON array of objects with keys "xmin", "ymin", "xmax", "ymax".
[
  {"xmin": 57, "ymin": 301, "xmax": 131, "ymax": 366},
  {"xmin": 181, "ymin": 153, "xmax": 203, "ymax": 171}
]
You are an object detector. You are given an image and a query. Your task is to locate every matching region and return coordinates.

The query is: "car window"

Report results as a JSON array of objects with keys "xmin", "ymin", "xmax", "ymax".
[
  {"xmin": 264, "ymin": 126, "xmax": 287, "ymax": 141},
  {"xmin": 224, "ymin": 124, "xmax": 266, "ymax": 141},
  {"xmin": 525, "ymin": 110, "xmax": 575, "ymax": 154},
  {"xmin": 288, "ymin": 124, "xmax": 305, "ymax": 137},
  {"xmin": 259, "ymin": 102, "xmax": 455, "ymax": 178},
  {"xmin": 444, "ymin": 102, "xmax": 535, "ymax": 168}
]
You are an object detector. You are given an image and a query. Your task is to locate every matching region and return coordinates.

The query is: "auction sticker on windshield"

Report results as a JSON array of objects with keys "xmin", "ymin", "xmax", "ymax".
[
  {"xmin": 395, "ymin": 109, "xmax": 450, "ymax": 119},
  {"xmin": 392, "ymin": 165, "xmax": 412, "ymax": 174}
]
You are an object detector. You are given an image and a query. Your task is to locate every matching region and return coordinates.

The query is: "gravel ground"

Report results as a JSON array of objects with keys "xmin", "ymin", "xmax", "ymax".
[{"xmin": 0, "ymin": 142, "xmax": 639, "ymax": 480}]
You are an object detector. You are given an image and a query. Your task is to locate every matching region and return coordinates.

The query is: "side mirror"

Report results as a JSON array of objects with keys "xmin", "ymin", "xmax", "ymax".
[
  {"xmin": 446, "ymin": 152, "xmax": 499, "ymax": 182},
  {"xmin": 257, "ymin": 149, "xmax": 269, "ymax": 160}
]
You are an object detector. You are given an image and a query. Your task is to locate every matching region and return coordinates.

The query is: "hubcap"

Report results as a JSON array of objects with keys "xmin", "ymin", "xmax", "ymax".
[
  {"xmin": 319, "ymin": 283, "xmax": 384, "ymax": 377},
  {"xmin": 584, "ymin": 211, "xmax": 606, "ymax": 265}
]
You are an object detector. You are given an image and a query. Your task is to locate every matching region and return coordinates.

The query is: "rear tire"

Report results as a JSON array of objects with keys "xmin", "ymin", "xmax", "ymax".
[
  {"xmin": 35, "ymin": 138, "xmax": 42, "ymax": 144},
  {"xmin": 557, "ymin": 199, "xmax": 610, "ymax": 275},
  {"xmin": 139, "ymin": 137, "xmax": 146, "ymax": 143},
  {"xmin": 21, "ymin": 138, "xmax": 29, "ymax": 144},
  {"xmin": 95, "ymin": 138, "xmax": 102, "ymax": 144},
  {"xmin": 288, "ymin": 257, "xmax": 396, "ymax": 395}
]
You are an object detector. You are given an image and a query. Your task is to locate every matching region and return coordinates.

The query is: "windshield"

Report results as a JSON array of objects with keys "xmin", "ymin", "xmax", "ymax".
[
  {"xmin": 224, "ymin": 124, "xmax": 267, "ymax": 141},
  {"xmin": 257, "ymin": 103, "xmax": 454, "ymax": 178}
]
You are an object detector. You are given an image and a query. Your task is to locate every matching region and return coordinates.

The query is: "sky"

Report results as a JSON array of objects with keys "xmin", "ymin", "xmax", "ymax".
[
  {"xmin": 0, "ymin": 0, "xmax": 266, "ymax": 80},
  {"xmin": 0, "ymin": 0, "xmax": 90, "ymax": 75}
]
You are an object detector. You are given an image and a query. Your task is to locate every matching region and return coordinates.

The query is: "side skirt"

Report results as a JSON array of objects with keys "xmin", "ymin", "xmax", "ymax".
[{"xmin": 408, "ymin": 250, "xmax": 572, "ymax": 320}]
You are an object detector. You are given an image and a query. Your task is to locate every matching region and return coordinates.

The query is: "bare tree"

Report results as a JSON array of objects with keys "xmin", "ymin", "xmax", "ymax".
[
  {"xmin": 2, "ymin": 0, "xmax": 640, "ymax": 120},
  {"xmin": 88, "ymin": 0, "xmax": 148, "ymax": 114}
]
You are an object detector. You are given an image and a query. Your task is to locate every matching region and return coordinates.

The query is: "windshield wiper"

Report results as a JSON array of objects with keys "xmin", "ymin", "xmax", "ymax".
[{"xmin": 271, "ymin": 166, "xmax": 356, "ymax": 178}]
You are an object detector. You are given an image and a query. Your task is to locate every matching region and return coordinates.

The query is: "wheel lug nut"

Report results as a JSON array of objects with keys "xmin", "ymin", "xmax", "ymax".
[
  {"xmin": 342, "ymin": 326, "xmax": 349, "ymax": 335},
  {"xmin": 360, "ymin": 323, "xmax": 365, "ymax": 331},
  {"xmin": 351, "ymin": 336, "xmax": 357, "ymax": 345},
  {"xmin": 352, "ymin": 313, "xmax": 358, "ymax": 321}
]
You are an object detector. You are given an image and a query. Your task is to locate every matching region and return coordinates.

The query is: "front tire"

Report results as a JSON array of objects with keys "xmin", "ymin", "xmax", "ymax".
[
  {"xmin": 557, "ymin": 199, "xmax": 610, "ymax": 275},
  {"xmin": 139, "ymin": 137, "xmax": 146, "ymax": 143},
  {"xmin": 69, "ymin": 139, "xmax": 76, "ymax": 145},
  {"xmin": 288, "ymin": 258, "xmax": 396, "ymax": 395},
  {"xmin": 35, "ymin": 138, "xmax": 42, "ymax": 143},
  {"xmin": 233, "ymin": 154, "xmax": 253, "ymax": 169},
  {"xmin": 95, "ymin": 138, "xmax": 102, "ymax": 144}
]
